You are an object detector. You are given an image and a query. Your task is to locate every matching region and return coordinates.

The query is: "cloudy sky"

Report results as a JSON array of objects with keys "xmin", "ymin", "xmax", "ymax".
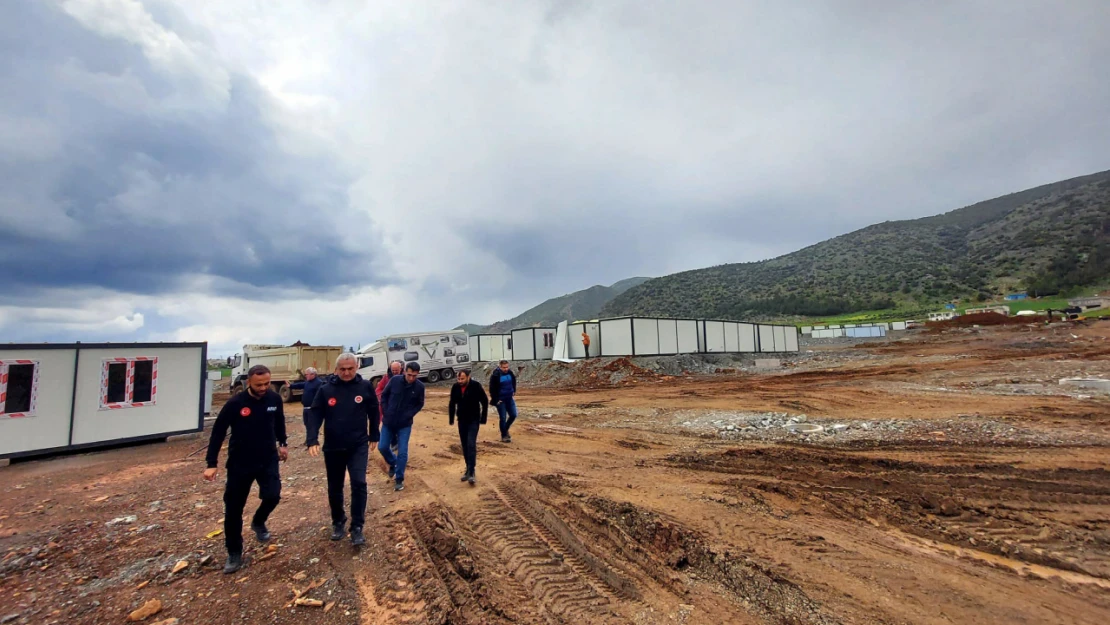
[{"xmin": 2, "ymin": 0, "xmax": 1109, "ymax": 356}]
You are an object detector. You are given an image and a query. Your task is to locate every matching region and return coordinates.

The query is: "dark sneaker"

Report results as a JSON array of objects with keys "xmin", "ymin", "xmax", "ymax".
[
  {"xmin": 223, "ymin": 553, "xmax": 243, "ymax": 574},
  {"xmin": 467, "ymin": 473, "xmax": 476, "ymax": 486},
  {"xmin": 330, "ymin": 524, "xmax": 346, "ymax": 541},
  {"xmin": 460, "ymin": 472, "xmax": 470, "ymax": 482},
  {"xmin": 501, "ymin": 435, "xmax": 512, "ymax": 443},
  {"xmin": 350, "ymin": 527, "xmax": 365, "ymax": 546},
  {"xmin": 251, "ymin": 523, "xmax": 271, "ymax": 543},
  {"xmin": 394, "ymin": 481, "xmax": 404, "ymax": 492},
  {"xmin": 387, "ymin": 465, "xmax": 396, "ymax": 479}
]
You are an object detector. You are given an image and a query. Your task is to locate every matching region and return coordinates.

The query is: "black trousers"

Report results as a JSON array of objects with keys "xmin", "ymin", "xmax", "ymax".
[
  {"xmin": 224, "ymin": 461, "xmax": 281, "ymax": 555},
  {"xmin": 457, "ymin": 420, "xmax": 480, "ymax": 473},
  {"xmin": 302, "ymin": 407, "xmax": 313, "ymax": 429},
  {"xmin": 324, "ymin": 443, "xmax": 369, "ymax": 529}
]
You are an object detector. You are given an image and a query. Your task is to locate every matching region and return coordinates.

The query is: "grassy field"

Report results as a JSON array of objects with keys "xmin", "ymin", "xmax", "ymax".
[{"xmin": 205, "ymin": 367, "xmax": 232, "ymax": 378}]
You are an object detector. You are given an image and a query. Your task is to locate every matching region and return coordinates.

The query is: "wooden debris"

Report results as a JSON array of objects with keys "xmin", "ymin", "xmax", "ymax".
[
  {"xmin": 171, "ymin": 560, "xmax": 188, "ymax": 574},
  {"xmin": 294, "ymin": 598, "xmax": 324, "ymax": 608},
  {"xmin": 127, "ymin": 599, "xmax": 163, "ymax": 621},
  {"xmin": 136, "ymin": 580, "xmax": 151, "ymax": 590},
  {"xmin": 291, "ymin": 571, "xmax": 307, "ymax": 581}
]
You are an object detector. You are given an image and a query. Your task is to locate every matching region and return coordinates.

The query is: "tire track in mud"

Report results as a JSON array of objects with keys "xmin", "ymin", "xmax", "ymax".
[{"xmin": 471, "ymin": 485, "xmax": 625, "ymax": 623}]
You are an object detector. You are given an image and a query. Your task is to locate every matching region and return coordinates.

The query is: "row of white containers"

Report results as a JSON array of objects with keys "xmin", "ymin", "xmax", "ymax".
[{"xmin": 470, "ymin": 317, "xmax": 799, "ymax": 362}]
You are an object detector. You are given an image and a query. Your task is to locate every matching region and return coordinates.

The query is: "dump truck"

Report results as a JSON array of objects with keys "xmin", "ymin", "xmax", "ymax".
[{"xmin": 229, "ymin": 344, "xmax": 343, "ymax": 402}]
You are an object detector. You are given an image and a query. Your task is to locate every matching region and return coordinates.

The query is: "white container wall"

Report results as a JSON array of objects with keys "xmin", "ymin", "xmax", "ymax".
[
  {"xmin": 657, "ymin": 319, "xmax": 679, "ymax": 354},
  {"xmin": 632, "ymin": 318, "xmax": 661, "ymax": 355},
  {"xmin": 696, "ymin": 321, "xmax": 706, "ymax": 352},
  {"xmin": 1, "ymin": 343, "xmax": 206, "ymax": 459},
  {"xmin": 891, "ymin": 322, "xmax": 907, "ymax": 331},
  {"xmin": 785, "ymin": 327, "xmax": 800, "ymax": 351},
  {"xmin": 758, "ymin": 325, "xmax": 776, "ymax": 352},
  {"xmin": 599, "ymin": 319, "xmax": 634, "ymax": 356},
  {"xmin": 510, "ymin": 329, "xmax": 537, "ymax": 361},
  {"xmin": 704, "ymin": 321, "xmax": 726, "ymax": 352},
  {"xmin": 677, "ymin": 320, "xmax": 699, "ymax": 353},
  {"xmin": 773, "ymin": 326, "xmax": 787, "ymax": 353},
  {"xmin": 738, "ymin": 323, "xmax": 757, "ymax": 352},
  {"xmin": 723, "ymin": 322, "xmax": 740, "ymax": 352},
  {"xmin": 534, "ymin": 328, "xmax": 557, "ymax": 360}
]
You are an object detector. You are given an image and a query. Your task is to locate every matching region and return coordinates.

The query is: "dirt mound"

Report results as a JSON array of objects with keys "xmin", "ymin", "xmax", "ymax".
[{"xmin": 927, "ymin": 312, "xmax": 1035, "ymax": 331}]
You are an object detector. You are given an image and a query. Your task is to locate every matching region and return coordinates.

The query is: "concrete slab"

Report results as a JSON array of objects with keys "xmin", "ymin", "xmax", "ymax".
[
  {"xmin": 754, "ymin": 359, "xmax": 781, "ymax": 370},
  {"xmin": 0, "ymin": 458, "xmax": 10, "ymax": 468}
]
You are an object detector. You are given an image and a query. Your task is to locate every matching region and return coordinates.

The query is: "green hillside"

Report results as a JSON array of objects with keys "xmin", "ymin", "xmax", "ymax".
[
  {"xmin": 603, "ymin": 170, "xmax": 1110, "ymax": 320},
  {"xmin": 462, "ymin": 278, "xmax": 651, "ymax": 334}
]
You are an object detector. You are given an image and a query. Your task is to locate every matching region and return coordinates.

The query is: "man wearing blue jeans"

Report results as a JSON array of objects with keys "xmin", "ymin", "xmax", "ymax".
[
  {"xmin": 489, "ymin": 360, "xmax": 518, "ymax": 443},
  {"xmin": 378, "ymin": 362, "xmax": 425, "ymax": 492}
]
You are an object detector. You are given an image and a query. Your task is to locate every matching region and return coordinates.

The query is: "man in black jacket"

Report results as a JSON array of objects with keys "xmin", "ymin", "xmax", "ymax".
[
  {"xmin": 204, "ymin": 365, "xmax": 288, "ymax": 574},
  {"xmin": 448, "ymin": 369, "xmax": 488, "ymax": 485},
  {"xmin": 306, "ymin": 353, "xmax": 379, "ymax": 545}
]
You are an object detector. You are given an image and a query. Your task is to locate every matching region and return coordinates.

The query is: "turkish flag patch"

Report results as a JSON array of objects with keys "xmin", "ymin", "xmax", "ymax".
[
  {"xmin": 354, "ymin": 395, "xmax": 363, "ymax": 404},
  {"xmin": 328, "ymin": 397, "xmax": 337, "ymax": 407},
  {"xmin": 240, "ymin": 407, "xmax": 251, "ymax": 417}
]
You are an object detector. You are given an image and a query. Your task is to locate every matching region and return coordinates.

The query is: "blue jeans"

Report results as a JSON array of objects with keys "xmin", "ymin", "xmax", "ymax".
[
  {"xmin": 378, "ymin": 424, "xmax": 412, "ymax": 482},
  {"xmin": 496, "ymin": 397, "xmax": 518, "ymax": 437}
]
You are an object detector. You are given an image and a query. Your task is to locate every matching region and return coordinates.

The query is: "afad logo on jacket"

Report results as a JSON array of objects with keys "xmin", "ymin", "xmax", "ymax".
[
  {"xmin": 328, "ymin": 397, "xmax": 337, "ymax": 407},
  {"xmin": 240, "ymin": 407, "xmax": 251, "ymax": 417},
  {"xmin": 354, "ymin": 395, "xmax": 364, "ymax": 404}
]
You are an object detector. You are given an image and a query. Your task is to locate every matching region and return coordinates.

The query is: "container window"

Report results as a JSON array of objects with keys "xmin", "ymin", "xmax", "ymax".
[
  {"xmin": 1, "ymin": 361, "xmax": 39, "ymax": 417},
  {"xmin": 100, "ymin": 358, "xmax": 158, "ymax": 409}
]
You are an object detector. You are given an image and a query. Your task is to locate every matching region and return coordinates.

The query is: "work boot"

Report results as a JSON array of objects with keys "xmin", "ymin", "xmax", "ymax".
[
  {"xmin": 460, "ymin": 471, "xmax": 470, "ymax": 482},
  {"xmin": 467, "ymin": 471, "xmax": 476, "ymax": 486},
  {"xmin": 251, "ymin": 523, "xmax": 271, "ymax": 543},
  {"xmin": 223, "ymin": 553, "xmax": 243, "ymax": 574},
  {"xmin": 501, "ymin": 435, "xmax": 512, "ymax": 443},
  {"xmin": 350, "ymin": 527, "xmax": 365, "ymax": 546},
  {"xmin": 394, "ymin": 480, "xmax": 405, "ymax": 492},
  {"xmin": 330, "ymin": 524, "xmax": 346, "ymax": 541}
]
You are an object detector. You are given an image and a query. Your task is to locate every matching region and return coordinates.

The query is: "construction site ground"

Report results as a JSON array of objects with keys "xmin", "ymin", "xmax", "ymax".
[{"xmin": 2, "ymin": 321, "xmax": 1109, "ymax": 624}]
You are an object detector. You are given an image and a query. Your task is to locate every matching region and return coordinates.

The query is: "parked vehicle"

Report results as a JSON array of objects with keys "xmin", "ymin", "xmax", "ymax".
[
  {"xmin": 229, "ymin": 344, "xmax": 342, "ymax": 402},
  {"xmin": 356, "ymin": 331, "xmax": 472, "ymax": 386}
]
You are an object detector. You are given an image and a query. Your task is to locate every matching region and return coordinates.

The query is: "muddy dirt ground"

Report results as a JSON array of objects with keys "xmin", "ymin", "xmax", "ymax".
[{"xmin": 2, "ymin": 322, "xmax": 1109, "ymax": 624}]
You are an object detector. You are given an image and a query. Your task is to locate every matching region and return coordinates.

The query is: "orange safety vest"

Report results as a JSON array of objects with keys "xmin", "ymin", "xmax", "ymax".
[{"xmin": 582, "ymin": 333, "xmax": 590, "ymax": 346}]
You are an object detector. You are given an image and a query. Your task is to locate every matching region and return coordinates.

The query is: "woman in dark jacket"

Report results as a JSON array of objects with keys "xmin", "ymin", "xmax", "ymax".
[{"xmin": 448, "ymin": 370, "xmax": 489, "ymax": 485}]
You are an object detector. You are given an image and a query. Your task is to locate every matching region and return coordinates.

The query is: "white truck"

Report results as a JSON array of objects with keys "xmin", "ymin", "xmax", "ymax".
[{"xmin": 356, "ymin": 331, "xmax": 472, "ymax": 386}]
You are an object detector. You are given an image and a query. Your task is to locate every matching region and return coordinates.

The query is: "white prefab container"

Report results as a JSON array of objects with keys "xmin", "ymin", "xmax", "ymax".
[
  {"xmin": 696, "ymin": 321, "xmax": 706, "ymax": 352},
  {"xmin": 632, "ymin": 318, "xmax": 660, "ymax": 355},
  {"xmin": 891, "ymin": 321, "xmax": 908, "ymax": 331},
  {"xmin": 509, "ymin": 328, "xmax": 556, "ymax": 361},
  {"xmin": 800, "ymin": 326, "xmax": 813, "ymax": 335},
  {"xmin": 566, "ymin": 323, "xmax": 601, "ymax": 359},
  {"xmin": 723, "ymin": 322, "xmax": 740, "ymax": 352},
  {"xmin": 657, "ymin": 320, "xmax": 679, "ymax": 354},
  {"xmin": 773, "ymin": 326, "xmax": 787, "ymax": 353},
  {"xmin": 1, "ymin": 342, "xmax": 206, "ymax": 459},
  {"xmin": 757, "ymin": 325, "xmax": 776, "ymax": 352},
  {"xmin": 471, "ymin": 335, "xmax": 510, "ymax": 362}
]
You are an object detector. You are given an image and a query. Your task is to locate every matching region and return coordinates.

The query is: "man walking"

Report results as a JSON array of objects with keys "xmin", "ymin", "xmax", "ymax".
[
  {"xmin": 489, "ymin": 360, "xmax": 518, "ymax": 443},
  {"xmin": 300, "ymin": 367, "xmax": 322, "ymax": 429},
  {"xmin": 448, "ymin": 369, "xmax": 488, "ymax": 484},
  {"xmin": 376, "ymin": 361, "xmax": 403, "ymax": 455},
  {"xmin": 204, "ymin": 365, "xmax": 288, "ymax": 574},
  {"xmin": 306, "ymin": 354, "xmax": 379, "ymax": 546},
  {"xmin": 581, "ymin": 331, "xmax": 591, "ymax": 358},
  {"xmin": 379, "ymin": 362, "xmax": 425, "ymax": 492}
]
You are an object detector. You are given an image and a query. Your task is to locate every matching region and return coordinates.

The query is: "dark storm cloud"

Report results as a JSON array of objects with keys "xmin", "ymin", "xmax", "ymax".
[{"xmin": 0, "ymin": 1, "xmax": 390, "ymax": 298}]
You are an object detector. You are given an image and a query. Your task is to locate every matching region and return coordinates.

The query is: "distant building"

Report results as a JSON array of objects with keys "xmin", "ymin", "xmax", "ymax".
[
  {"xmin": 965, "ymin": 306, "xmax": 1010, "ymax": 317},
  {"xmin": 1069, "ymin": 296, "xmax": 1108, "ymax": 310},
  {"xmin": 1005, "ymin": 292, "xmax": 1028, "ymax": 301},
  {"xmin": 927, "ymin": 311, "xmax": 959, "ymax": 322}
]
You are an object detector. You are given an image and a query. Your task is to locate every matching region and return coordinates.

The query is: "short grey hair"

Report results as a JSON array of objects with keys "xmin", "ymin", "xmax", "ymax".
[
  {"xmin": 390, "ymin": 360, "xmax": 403, "ymax": 370},
  {"xmin": 305, "ymin": 367, "xmax": 317, "ymax": 375},
  {"xmin": 336, "ymin": 353, "xmax": 358, "ymax": 366}
]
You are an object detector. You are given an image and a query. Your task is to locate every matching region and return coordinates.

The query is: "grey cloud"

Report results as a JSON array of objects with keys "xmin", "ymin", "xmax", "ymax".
[{"xmin": 0, "ymin": 1, "xmax": 391, "ymax": 299}]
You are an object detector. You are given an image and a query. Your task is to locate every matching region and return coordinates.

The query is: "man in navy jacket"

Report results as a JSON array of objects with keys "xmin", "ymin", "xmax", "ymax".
[
  {"xmin": 300, "ymin": 367, "xmax": 322, "ymax": 429},
  {"xmin": 378, "ymin": 361, "xmax": 425, "ymax": 491},
  {"xmin": 306, "ymin": 354, "xmax": 379, "ymax": 545}
]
